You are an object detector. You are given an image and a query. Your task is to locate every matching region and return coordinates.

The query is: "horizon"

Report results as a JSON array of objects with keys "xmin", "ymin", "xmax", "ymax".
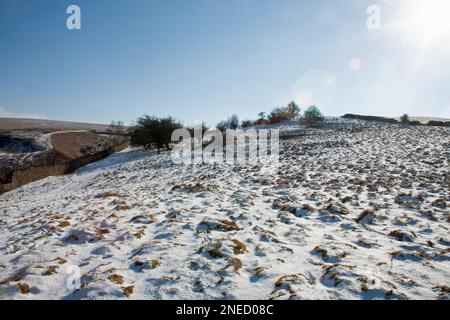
[
  {"xmin": 1, "ymin": 113, "xmax": 450, "ymax": 128},
  {"xmin": 1, "ymin": 0, "xmax": 449, "ymax": 126}
]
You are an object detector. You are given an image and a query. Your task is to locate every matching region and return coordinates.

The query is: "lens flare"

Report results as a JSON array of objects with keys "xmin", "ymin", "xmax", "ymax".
[{"xmin": 394, "ymin": 0, "xmax": 450, "ymax": 49}]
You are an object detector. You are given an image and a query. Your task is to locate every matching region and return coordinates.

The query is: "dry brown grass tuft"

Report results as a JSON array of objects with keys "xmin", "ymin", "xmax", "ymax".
[
  {"xmin": 108, "ymin": 274, "xmax": 124, "ymax": 285},
  {"xmin": 219, "ymin": 219, "xmax": 240, "ymax": 232},
  {"xmin": 0, "ymin": 267, "xmax": 29, "ymax": 285},
  {"xmin": 231, "ymin": 257, "xmax": 243, "ymax": 273},
  {"xmin": 134, "ymin": 259, "xmax": 144, "ymax": 267},
  {"xmin": 434, "ymin": 285, "xmax": 450, "ymax": 295},
  {"xmin": 301, "ymin": 203, "xmax": 316, "ymax": 212},
  {"xmin": 357, "ymin": 276, "xmax": 368, "ymax": 283},
  {"xmin": 355, "ymin": 209, "xmax": 377, "ymax": 224},
  {"xmin": 95, "ymin": 228, "xmax": 110, "ymax": 235},
  {"xmin": 231, "ymin": 239, "xmax": 247, "ymax": 254},
  {"xmin": 321, "ymin": 264, "xmax": 355, "ymax": 287},
  {"xmin": 280, "ymin": 204, "xmax": 297, "ymax": 214},
  {"xmin": 59, "ymin": 221, "xmax": 71, "ymax": 228},
  {"xmin": 115, "ymin": 203, "xmax": 133, "ymax": 210},
  {"xmin": 96, "ymin": 191, "xmax": 121, "ymax": 198},
  {"xmin": 275, "ymin": 275, "xmax": 293, "ymax": 286},
  {"xmin": 150, "ymin": 259, "xmax": 160, "ymax": 269},
  {"xmin": 207, "ymin": 245, "xmax": 224, "ymax": 258},
  {"xmin": 171, "ymin": 182, "xmax": 207, "ymax": 193},
  {"xmin": 388, "ymin": 230, "xmax": 415, "ymax": 242},
  {"xmin": 323, "ymin": 201, "xmax": 349, "ymax": 215},
  {"xmin": 18, "ymin": 282, "xmax": 30, "ymax": 294},
  {"xmin": 253, "ymin": 266, "xmax": 265, "ymax": 276},
  {"xmin": 198, "ymin": 218, "xmax": 240, "ymax": 232},
  {"xmin": 42, "ymin": 266, "xmax": 58, "ymax": 276},
  {"xmin": 123, "ymin": 285, "xmax": 134, "ymax": 297},
  {"xmin": 361, "ymin": 284, "xmax": 369, "ymax": 291},
  {"xmin": 199, "ymin": 238, "xmax": 246, "ymax": 259},
  {"xmin": 313, "ymin": 245, "xmax": 328, "ymax": 259},
  {"xmin": 133, "ymin": 229, "xmax": 146, "ymax": 239},
  {"xmin": 431, "ymin": 198, "xmax": 447, "ymax": 209}
]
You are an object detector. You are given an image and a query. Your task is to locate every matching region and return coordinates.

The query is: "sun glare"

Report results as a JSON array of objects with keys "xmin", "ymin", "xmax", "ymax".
[
  {"xmin": 410, "ymin": 0, "xmax": 450, "ymax": 36},
  {"xmin": 395, "ymin": 0, "xmax": 450, "ymax": 48}
]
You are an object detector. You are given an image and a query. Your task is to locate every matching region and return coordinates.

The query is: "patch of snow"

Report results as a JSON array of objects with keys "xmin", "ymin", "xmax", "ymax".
[{"xmin": 0, "ymin": 122, "xmax": 449, "ymax": 300}]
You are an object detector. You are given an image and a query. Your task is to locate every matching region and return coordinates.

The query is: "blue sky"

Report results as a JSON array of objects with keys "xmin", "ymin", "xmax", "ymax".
[{"xmin": 1, "ymin": 0, "xmax": 449, "ymax": 125}]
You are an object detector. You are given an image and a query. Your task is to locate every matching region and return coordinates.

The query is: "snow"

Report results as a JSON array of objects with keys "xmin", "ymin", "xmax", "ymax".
[{"xmin": 0, "ymin": 121, "xmax": 449, "ymax": 300}]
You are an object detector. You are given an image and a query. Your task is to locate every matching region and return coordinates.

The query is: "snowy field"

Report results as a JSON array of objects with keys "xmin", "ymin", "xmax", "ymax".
[{"xmin": 0, "ymin": 121, "xmax": 449, "ymax": 300}]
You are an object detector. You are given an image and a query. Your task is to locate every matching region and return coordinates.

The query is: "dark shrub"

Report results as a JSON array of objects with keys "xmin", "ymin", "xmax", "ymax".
[
  {"xmin": 303, "ymin": 105, "xmax": 324, "ymax": 127},
  {"xmin": 268, "ymin": 107, "xmax": 292, "ymax": 124},
  {"xmin": 241, "ymin": 120, "xmax": 255, "ymax": 128},
  {"xmin": 185, "ymin": 122, "xmax": 209, "ymax": 137},
  {"xmin": 216, "ymin": 114, "xmax": 240, "ymax": 132},
  {"xmin": 229, "ymin": 114, "xmax": 240, "ymax": 130},
  {"xmin": 216, "ymin": 121, "xmax": 229, "ymax": 133},
  {"xmin": 268, "ymin": 102, "xmax": 300, "ymax": 124},
  {"xmin": 256, "ymin": 119, "xmax": 270, "ymax": 125},
  {"xmin": 129, "ymin": 115, "xmax": 182, "ymax": 153},
  {"xmin": 287, "ymin": 101, "xmax": 301, "ymax": 119},
  {"xmin": 400, "ymin": 114, "xmax": 410, "ymax": 124}
]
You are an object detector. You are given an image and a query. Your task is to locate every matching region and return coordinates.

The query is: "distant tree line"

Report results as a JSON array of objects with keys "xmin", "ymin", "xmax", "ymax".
[
  {"xmin": 126, "ymin": 107, "xmax": 449, "ymax": 153},
  {"xmin": 127, "ymin": 102, "xmax": 326, "ymax": 153},
  {"xmin": 108, "ymin": 120, "xmax": 128, "ymax": 135},
  {"xmin": 217, "ymin": 101, "xmax": 324, "ymax": 131}
]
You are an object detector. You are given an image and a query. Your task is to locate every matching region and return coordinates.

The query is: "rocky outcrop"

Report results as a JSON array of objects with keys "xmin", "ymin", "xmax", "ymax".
[{"xmin": 0, "ymin": 131, "xmax": 128, "ymax": 193}]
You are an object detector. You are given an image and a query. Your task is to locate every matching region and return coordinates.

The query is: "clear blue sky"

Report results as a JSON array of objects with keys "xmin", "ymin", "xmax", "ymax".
[{"xmin": 1, "ymin": 0, "xmax": 449, "ymax": 125}]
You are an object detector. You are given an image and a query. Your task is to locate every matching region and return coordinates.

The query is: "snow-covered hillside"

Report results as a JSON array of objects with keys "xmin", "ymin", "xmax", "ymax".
[{"xmin": 0, "ymin": 121, "xmax": 449, "ymax": 300}]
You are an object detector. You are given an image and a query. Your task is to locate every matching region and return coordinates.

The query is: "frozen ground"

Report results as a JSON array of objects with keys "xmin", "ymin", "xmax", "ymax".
[{"xmin": 0, "ymin": 121, "xmax": 449, "ymax": 300}]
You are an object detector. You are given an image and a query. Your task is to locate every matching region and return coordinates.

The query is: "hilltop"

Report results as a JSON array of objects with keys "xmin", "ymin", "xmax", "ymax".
[{"xmin": 0, "ymin": 118, "xmax": 117, "ymax": 134}]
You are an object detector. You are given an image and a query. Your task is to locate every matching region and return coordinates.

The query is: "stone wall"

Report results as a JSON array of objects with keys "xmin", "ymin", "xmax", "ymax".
[
  {"xmin": 427, "ymin": 120, "xmax": 450, "ymax": 127},
  {"xmin": 342, "ymin": 114, "xmax": 450, "ymax": 127},
  {"xmin": 342, "ymin": 114, "xmax": 399, "ymax": 123}
]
